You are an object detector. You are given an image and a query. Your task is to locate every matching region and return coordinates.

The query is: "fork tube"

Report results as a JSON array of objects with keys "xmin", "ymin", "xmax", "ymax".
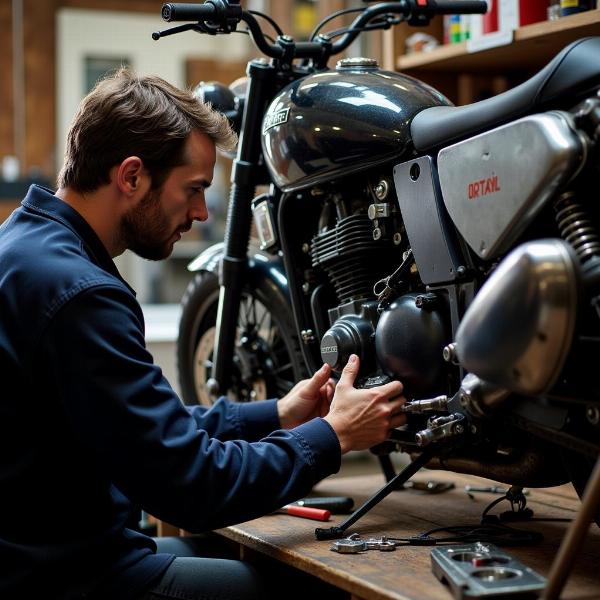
[{"xmin": 209, "ymin": 59, "xmax": 275, "ymax": 397}]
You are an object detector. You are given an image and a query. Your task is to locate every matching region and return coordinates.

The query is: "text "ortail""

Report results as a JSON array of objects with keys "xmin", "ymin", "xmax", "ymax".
[{"xmin": 468, "ymin": 175, "xmax": 501, "ymax": 199}]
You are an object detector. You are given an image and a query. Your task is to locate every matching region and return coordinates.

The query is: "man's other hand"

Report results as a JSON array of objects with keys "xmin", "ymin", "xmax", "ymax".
[
  {"xmin": 277, "ymin": 364, "xmax": 335, "ymax": 429},
  {"xmin": 324, "ymin": 354, "xmax": 406, "ymax": 454}
]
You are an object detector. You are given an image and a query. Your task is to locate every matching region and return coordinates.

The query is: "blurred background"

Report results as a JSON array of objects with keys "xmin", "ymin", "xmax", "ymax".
[
  {"xmin": 0, "ymin": 0, "xmax": 385, "ymax": 410},
  {"xmin": 0, "ymin": 0, "xmax": 380, "ymax": 305}
]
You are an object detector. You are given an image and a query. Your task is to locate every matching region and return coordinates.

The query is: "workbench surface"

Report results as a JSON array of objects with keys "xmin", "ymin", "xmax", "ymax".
[{"xmin": 216, "ymin": 470, "xmax": 600, "ymax": 600}]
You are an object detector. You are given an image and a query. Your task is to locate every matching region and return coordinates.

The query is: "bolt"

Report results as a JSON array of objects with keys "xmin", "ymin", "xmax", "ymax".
[
  {"xmin": 454, "ymin": 424, "xmax": 465, "ymax": 434},
  {"xmin": 301, "ymin": 243, "xmax": 310, "ymax": 253},
  {"xmin": 301, "ymin": 329, "xmax": 315, "ymax": 344},
  {"xmin": 459, "ymin": 391, "xmax": 470, "ymax": 407},
  {"xmin": 443, "ymin": 343, "xmax": 459, "ymax": 364},
  {"xmin": 393, "ymin": 232, "xmax": 402, "ymax": 245},
  {"xmin": 456, "ymin": 265, "xmax": 467, "ymax": 278},
  {"xmin": 280, "ymin": 35, "xmax": 293, "ymax": 43},
  {"xmin": 206, "ymin": 378, "xmax": 220, "ymax": 396},
  {"xmin": 373, "ymin": 228, "xmax": 382, "ymax": 241},
  {"xmin": 374, "ymin": 180, "xmax": 389, "ymax": 200},
  {"xmin": 586, "ymin": 406, "xmax": 600, "ymax": 425},
  {"xmin": 302, "ymin": 282, "xmax": 310, "ymax": 293},
  {"xmin": 470, "ymin": 424, "xmax": 478, "ymax": 434},
  {"xmin": 415, "ymin": 293, "xmax": 437, "ymax": 310}
]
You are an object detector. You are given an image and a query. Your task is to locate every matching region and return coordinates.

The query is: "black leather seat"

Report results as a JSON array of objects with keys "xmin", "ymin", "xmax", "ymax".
[{"xmin": 410, "ymin": 37, "xmax": 600, "ymax": 152}]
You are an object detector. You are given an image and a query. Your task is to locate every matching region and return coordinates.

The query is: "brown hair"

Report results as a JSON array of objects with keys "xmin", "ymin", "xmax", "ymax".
[{"xmin": 57, "ymin": 68, "xmax": 236, "ymax": 192}]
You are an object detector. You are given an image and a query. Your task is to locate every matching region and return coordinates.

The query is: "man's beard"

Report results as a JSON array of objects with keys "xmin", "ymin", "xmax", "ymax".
[{"xmin": 120, "ymin": 187, "xmax": 179, "ymax": 261}]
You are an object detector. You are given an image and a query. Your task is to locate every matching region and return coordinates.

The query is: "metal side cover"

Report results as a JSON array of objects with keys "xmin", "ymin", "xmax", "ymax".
[
  {"xmin": 437, "ymin": 112, "xmax": 584, "ymax": 260},
  {"xmin": 393, "ymin": 156, "xmax": 462, "ymax": 285}
]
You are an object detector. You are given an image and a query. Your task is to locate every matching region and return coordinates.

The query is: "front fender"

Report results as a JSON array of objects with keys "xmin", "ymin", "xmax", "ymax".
[{"xmin": 187, "ymin": 242, "xmax": 291, "ymax": 305}]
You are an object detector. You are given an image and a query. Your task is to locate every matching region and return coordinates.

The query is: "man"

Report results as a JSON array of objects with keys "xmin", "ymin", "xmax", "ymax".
[{"xmin": 0, "ymin": 69, "xmax": 406, "ymax": 599}]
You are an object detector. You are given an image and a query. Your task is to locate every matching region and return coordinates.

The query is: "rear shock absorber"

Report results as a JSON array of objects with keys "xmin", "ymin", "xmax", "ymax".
[
  {"xmin": 555, "ymin": 190, "xmax": 600, "ymax": 317},
  {"xmin": 554, "ymin": 191, "xmax": 600, "ymax": 265}
]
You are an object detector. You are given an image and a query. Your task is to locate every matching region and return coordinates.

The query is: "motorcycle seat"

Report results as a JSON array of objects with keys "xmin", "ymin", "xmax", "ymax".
[{"xmin": 411, "ymin": 37, "xmax": 600, "ymax": 151}]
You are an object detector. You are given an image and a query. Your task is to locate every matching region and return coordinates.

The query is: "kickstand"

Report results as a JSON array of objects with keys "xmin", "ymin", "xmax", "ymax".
[{"xmin": 315, "ymin": 449, "xmax": 434, "ymax": 540}]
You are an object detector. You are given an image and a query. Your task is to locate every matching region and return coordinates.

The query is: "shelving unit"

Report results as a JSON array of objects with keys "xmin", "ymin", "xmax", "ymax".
[
  {"xmin": 384, "ymin": 9, "xmax": 600, "ymax": 104},
  {"xmin": 396, "ymin": 9, "xmax": 600, "ymax": 74}
]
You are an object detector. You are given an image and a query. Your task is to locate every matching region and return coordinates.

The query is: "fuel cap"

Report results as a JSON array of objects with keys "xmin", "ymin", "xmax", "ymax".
[{"xmin": 336, "ymin": 57, "xmax": 379, "ymax": 70}]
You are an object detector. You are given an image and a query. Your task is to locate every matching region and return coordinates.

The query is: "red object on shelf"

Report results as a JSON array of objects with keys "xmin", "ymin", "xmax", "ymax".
[
  {"xmin": 518, "ymin": 0, "xmax": 547, "ymax": 26},
  {"xmin": 483, "ymin": 0, "xmax": 499, "ymax": 33}
]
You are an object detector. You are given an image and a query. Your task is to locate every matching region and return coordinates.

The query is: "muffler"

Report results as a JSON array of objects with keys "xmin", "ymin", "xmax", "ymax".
[{"xmin": 455, "ymin": 239, "xmax": 580, "ymax": 395}]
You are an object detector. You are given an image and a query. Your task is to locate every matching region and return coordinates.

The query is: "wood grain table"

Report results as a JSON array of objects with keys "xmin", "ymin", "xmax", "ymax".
[{"xmin": 215, "ymin": 470, "xmax": 600, "ymax": 600}]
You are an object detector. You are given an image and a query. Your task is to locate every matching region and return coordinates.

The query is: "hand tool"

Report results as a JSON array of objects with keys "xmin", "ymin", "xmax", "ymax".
[
  {"xmin": 405, "ymin": 480, "xmax": 455, "ymax": 494},
  {"xmin": 465, "ymin": 485, "xmax": 529, "ymax": 495},
  {"xmin": 330, "ymin": 533, "xmax": 398, "ymax": 553},
  {"xmin": 278, "ymin": 505, "xmax": 331, "ymax": 521},
  {"xmin": 293, "ymin": 496, "xmax": 354, "ymax": 513}
]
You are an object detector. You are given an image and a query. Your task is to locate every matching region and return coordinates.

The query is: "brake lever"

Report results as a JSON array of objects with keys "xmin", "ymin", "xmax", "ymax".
[{"xmin": 152, "ymin": 22, "xmax": 211, "ymax": 40}]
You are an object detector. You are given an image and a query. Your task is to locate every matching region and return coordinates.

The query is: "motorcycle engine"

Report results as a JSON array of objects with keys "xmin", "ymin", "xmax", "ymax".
[{"xmin": 310, "ymin": 183, "xmax": 450, "ymax": 397}]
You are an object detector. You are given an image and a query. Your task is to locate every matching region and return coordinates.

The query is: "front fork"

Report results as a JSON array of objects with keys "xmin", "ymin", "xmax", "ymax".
[{"xmin": 207, "ymin": 59, "xmax": 275, "ymax": 399}]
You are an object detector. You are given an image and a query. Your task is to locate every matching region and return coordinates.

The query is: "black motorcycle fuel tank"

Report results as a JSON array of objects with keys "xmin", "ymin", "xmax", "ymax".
[{"xmin": 261, "ymin": 58, "xmax": 451, "ymax": 192}]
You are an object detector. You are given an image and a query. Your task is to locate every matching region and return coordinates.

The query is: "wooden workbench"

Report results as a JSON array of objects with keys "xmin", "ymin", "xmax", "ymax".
[{"xmin": 215, "ymin": 471, "xmax": 600, "ymax": 600}]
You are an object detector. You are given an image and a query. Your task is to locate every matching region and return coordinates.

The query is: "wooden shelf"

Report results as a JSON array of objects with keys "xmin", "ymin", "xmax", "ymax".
[{"xmin": 397, "ymin": 9, "xmax": 600, "ymax": 74}]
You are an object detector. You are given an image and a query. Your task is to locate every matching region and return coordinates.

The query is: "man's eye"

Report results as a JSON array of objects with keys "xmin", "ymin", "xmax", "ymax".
[{"xmin": 190, "ymin": 187, "xmax": 204, "ymax": 194}]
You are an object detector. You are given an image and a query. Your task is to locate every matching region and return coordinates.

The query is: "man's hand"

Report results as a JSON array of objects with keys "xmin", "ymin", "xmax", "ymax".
[
  {"xmin": 324, "ymin": 354, "xmax": 406, "ymax": 454},
  {"xmin": 278, "ymin": 363, "xmax": 336, "ymax": 429}
]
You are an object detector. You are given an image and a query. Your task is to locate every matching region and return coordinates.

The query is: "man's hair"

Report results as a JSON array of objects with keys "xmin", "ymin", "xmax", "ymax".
[{"xmin": 57, "ymin": 68, "xmax": 237, "ymax": 192}]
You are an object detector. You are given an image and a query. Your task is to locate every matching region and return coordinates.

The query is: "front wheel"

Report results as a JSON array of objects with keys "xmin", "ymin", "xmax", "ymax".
[{"xmin": 177, "ymin": 271, "xmax": 305, "ymax": 405}]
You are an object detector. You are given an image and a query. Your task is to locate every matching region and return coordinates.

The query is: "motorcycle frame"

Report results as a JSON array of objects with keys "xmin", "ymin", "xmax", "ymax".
[{"xmin": 161, "ymin": 0, "xmax": 487, "ymax": 396}]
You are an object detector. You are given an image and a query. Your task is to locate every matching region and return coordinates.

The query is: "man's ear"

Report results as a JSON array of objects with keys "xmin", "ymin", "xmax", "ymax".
[{"xmin": 116, "ymin": 156, "xmax": 149, "ymax": 197}]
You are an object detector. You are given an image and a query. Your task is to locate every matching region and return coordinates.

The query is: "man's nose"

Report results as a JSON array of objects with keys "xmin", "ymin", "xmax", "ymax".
[{"xmin": 190, "ymin": 200, "xmax": 208, "ymax": 222}]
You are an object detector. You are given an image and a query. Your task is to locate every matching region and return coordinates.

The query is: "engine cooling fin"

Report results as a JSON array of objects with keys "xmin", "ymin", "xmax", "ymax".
[{"xmin": 311, "ymin": 213, "xmax": 383, "ymax": 303}]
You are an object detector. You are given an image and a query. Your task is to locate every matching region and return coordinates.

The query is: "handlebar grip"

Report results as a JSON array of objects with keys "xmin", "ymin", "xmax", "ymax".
[
  {"xmin": 161, "ymin": 2, "xmax": 217, "ymax": 22},
  {"xmin": 432, "ymin": 0, "xmax": 488, "ymax": 13}
]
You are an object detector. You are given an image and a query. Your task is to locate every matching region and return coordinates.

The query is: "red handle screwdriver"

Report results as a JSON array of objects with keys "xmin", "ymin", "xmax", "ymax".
[{"xmin": 279, "ymin": 505, "xmax": 331, "ymax": 521}]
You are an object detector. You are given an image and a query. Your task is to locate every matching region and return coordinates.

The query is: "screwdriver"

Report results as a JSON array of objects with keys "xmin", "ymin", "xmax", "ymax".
[
  {"xmin": 278, "ymin": 505, "xmax": 331, "ymax": 521},
  {"xmin": 293, "ymin": 496, "xmax": 354, "ymax": 513}
]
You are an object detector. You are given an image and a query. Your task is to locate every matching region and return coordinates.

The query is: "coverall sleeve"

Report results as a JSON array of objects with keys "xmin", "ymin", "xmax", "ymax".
[{"xmin": 41, "ymin": 284, "xmax": 341, "ymax": 532}]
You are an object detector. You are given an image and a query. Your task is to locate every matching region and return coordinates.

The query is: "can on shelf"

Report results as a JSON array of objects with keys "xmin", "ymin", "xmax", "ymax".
[
  {"xmin": 483, "ymin": 0, "xmax": 499, "ymax": 33},
  {"xmin": 560, "ymin": 0, "xmax": 594, "ymax": 16}
]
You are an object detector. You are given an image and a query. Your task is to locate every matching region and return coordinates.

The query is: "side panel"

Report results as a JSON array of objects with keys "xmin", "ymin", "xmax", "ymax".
[
  {"xmin": 393, "ymin": 156, "xmax": 463, "ymax": 285},
  {"xmin": 437, "ymin": 112, "xmax": 584, "ymax": 260}
]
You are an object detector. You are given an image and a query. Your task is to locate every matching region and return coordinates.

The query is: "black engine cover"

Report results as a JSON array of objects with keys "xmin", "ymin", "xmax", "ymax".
[{"xmin": 375, "ymin": 293, "xmax": 449, "ymax": 397}]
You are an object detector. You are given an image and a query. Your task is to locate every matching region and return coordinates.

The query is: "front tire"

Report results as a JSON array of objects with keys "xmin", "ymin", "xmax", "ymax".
[{"xmin": 177, "ymin": 271, "xmax": 305, "ymax": 405}]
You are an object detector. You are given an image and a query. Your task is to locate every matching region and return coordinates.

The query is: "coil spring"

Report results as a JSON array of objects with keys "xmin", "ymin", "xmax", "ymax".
[{"xmin": 554, "ymin": 191, "xmax": 600, "ymax": 264}]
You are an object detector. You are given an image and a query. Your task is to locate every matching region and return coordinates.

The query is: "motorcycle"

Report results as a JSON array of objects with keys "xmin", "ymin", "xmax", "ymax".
[{"xmin": 154, "ymin": 0, "xmax": 600, "ymax": 520}]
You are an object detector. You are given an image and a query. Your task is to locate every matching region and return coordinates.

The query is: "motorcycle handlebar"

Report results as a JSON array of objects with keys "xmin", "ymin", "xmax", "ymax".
[
  {"xmin": 161, "ymin": 3, "xmax": 216, "ymax": 22},
  {"xmin": 432, "ymin": 1, "xmax": 488, "ymax": 14},
  {"xmin": 159, "ymin": 0, "xmax": 488, "ymax": 62}
]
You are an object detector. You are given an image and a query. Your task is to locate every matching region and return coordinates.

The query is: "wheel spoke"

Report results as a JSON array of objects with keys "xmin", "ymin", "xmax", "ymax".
[
  {"xmin": 241, "ymin": 297, "xmax": 251, "ymax": 328},
  {"xmin": 273, "ymin": 361, "xmax": 292, "ymax": 374},
  {"xmin": 251, "ymin": 296, "xmax": 258, "ymax": 328},
  {"xmin": 256, "ymin": 303, "xmax": 269, "ymax": 333}
]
